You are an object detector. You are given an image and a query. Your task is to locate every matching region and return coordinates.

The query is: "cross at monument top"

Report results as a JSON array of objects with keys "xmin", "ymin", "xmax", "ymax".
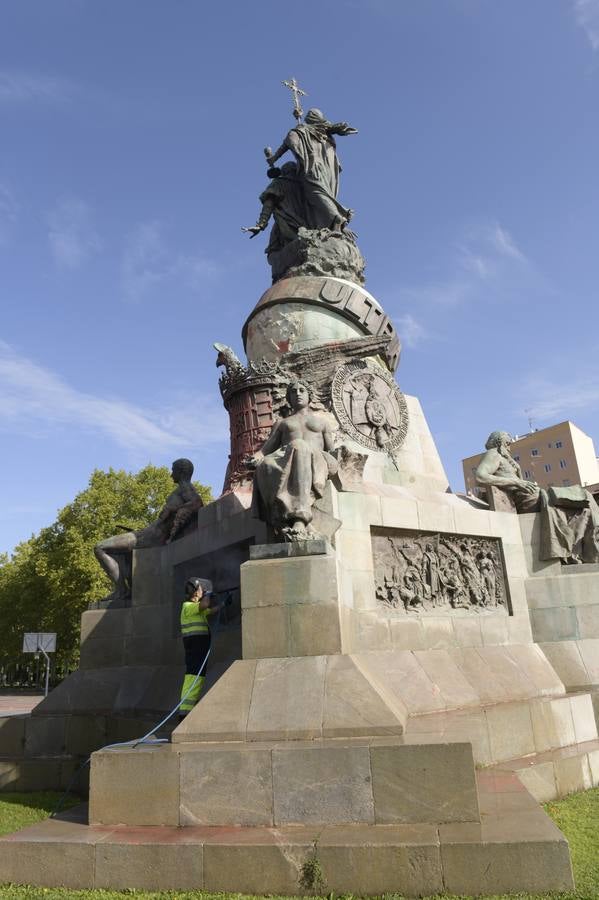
[{"xmin": 282, "ymin": 77, "xmax": 307, "ymax": 121}]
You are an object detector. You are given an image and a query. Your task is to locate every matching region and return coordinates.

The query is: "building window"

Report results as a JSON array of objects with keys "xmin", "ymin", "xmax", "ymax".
[
  {"xmin": 544, "ymin": 464, "xmax": 551, "ymax": 473},
  {"xmin": 513, "ymin": 455, "xmax": 520, "ymax": 461},
  {"xmin": 559, "ymin": 459, "xmax": 567, "ymax": 469},
  {"xmin": 555, "ymin": 441, "xmax": 563, "ymax": 448},
  {"xmin": 524, "ymin": 470, "xmax": 532, "ymax": 479},
  {"xmin": 531, "ymin": 449, "xmax": 539, "ymax": 456},
  {"xmin": 548, "ymin": 442, "xmax": 552, "ymax": 448}
]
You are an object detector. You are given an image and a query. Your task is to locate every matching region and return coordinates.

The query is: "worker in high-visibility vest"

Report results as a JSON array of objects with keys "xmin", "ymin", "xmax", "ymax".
[{"xmin": 179, "ymin": 577, "xmax": 221, "ymax": 719}]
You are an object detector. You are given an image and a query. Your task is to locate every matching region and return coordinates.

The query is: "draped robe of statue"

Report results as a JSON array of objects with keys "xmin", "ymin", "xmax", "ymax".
[
  {"xmin": 259, "ymin": 168, "xmax": 306, "ymax": 258},
  {"xmin": 268, "ymin": 109, "xmax": 354, "ymax": 231},
  {"xmin": 250, "ymin": 385, "xmax": 338, "ymax": 539},
  {"xmin": 476, "ymin": 441, "xmax": 599, "ymax": 563}
]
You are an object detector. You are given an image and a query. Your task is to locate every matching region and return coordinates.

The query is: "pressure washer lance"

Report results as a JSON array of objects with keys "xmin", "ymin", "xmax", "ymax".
[{"xmin": 50, "ymin": 591, "xmax": 234, "ymax": 818}]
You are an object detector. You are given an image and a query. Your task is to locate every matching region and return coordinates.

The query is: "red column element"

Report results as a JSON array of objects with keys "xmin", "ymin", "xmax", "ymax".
[{"xmin": 220, "ymin": 380, "xmax": 278, "ymax": 494}]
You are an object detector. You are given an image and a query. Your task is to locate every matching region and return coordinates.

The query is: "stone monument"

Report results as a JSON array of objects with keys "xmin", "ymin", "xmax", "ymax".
[{"xmin": 2, "ymin": 81, "xmax": 599, "ymax": 896}]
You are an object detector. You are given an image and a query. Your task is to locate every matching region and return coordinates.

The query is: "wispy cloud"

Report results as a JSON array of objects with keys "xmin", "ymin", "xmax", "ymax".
[
  {"xmin": 0, "ymin": 184, "xmax": 18, "ymax": 246},
  {"xmin": 394, "ymin": 313, "xmax": 429, "ymax": 348},
  {"xmin": 47, "ymin": 198, "xmax": 102, "ymax": 269},
  {"xmin": 121, "ymin": 220, "xmax": 219, "ymax": 302},
  {"xmin": 518, "ymin": 372, "xmax": 599, "ymax": 423},
  {"xmin": 490, "ymin": 223, "xmax": 526, "ymax": 261},
  {"xmin": 573, "ymin": 0, "xmax": 599, "ymax": 50},
  {"xmin": 0, "ymin": 71, "xmax": 75, "ymax": 104},
  {"xmin": 0, "ymin": 341, "xmax": 228, "ymax": 454},
  {"xmin": 398, "ymin": 219, "xmax": 529, "ymax": 308},
  {"xmin": 120, "ymin": 220, "xmax": 165, "ymax": 301}
]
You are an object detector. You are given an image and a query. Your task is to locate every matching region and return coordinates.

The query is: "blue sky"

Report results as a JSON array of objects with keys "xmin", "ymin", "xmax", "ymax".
[{"xmin": 2, "ymin": 0, "xmax": 599, "ymax": 555}]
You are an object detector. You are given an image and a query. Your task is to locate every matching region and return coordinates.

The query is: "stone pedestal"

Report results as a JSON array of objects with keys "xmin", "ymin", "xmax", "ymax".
[
  {"xmin": 241, "ymin": 544, "xmax": 346, "ymax": 658},
  {"xmin": 243, "ymin": 275, "xmax": 400, "ymax": 373},
  {"xmin": 89, "ymin": 739, "xmax": 480, "ymax": 828},
  {"xmin": 517, "ymin": 513, "xmax": 599, "ymax": 728}
]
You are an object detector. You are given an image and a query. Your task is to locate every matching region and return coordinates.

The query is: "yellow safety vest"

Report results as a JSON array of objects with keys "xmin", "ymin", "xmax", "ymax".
[{"xmin": 180, "ymin": 601, "xmax": 210, "ymax": 637}]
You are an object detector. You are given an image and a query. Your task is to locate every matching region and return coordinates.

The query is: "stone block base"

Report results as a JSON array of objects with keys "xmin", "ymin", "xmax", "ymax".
[
  {"xmin": 492, "ymin": 738, "xmax": 599, "ymax": 801},
  {"xmin": 538, "ymin": 639, "xmax": 599, "ymax": 729},
  {"xmin": 172, "ymin": 645, "xmax": 582, "ymax": 753},
  {"xmin": 0, "ymin": 710, "xmax": 172, "ymax": 793},
  {"xmin": 0, "ymin": 755, "xmax": 83, "ymax": 793},
  {"xmin": 249, "ymin": 539, "xmax": 330, "ymax": 560},
  {"xmin": 240, "ymin": 551, "xmax": 345, "ymax": 658},
  {"xmin": 89, "ymin": 738, "xmax": 479, "ymax": 828},
  {"xmin": 405, "ymin": 691, "xmax": 598, "ymax": 766},
  {"xmin": 30, "ymin": 665, "xmax": 183, "ymax": 718},
  {"xmin": 174, "ymin": 654, "xmax": 407, "ymax": 743},
  {"xmin": 0, "ymin": 772, "xmax": 574, "ymax": 896}
]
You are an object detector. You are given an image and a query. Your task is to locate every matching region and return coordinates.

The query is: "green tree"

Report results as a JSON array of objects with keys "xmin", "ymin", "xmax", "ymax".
[{"xmin": 0, "ymin": 465, "xmax": 212, "ymax": 670}]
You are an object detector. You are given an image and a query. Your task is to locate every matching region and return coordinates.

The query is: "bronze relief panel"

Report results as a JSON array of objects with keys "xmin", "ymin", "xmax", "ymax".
[{"xmin": 372, "ymin": 527, "xmax": 510, "ymax": 616}]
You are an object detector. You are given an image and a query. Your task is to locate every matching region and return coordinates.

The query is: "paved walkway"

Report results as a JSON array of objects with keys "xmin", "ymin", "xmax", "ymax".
[{"xmin": 0, "ymin": 694, "xmax": 44, "ymax": 716}]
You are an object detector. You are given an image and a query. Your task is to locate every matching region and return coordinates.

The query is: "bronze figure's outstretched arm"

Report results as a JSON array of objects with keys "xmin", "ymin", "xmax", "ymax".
[{"xmin": 241, "ymin": 196, "xmax": 277, "ymax": 238}]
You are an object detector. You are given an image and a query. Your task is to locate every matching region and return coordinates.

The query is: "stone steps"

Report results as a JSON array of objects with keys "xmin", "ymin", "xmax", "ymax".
[
  {"xmin": 0, "ymin": 711, "xmax": 173, "ymax": 793},
  {"xmin": 488, "ymin": 737, "xmax": 599, "ymax": 802},
  {"xmin": 0, "ymin": 754, "xmax": 83, "ymax": 793},
  {"xmin": 404, "ymin": 690, "xmax": 598, "ymax": 767},
  {"xmin": 0, "ymin": 771, "xmax": 574, "ymax": 896},
  {"xmin": 174, "ymin": 644, "xmax": 576, "ymax": 748}
]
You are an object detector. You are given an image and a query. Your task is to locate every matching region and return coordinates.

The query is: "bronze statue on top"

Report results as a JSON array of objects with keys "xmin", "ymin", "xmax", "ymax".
[
  {"xmin": 475, "ymin": 431, "xmax": 599, "ymax": 564},
  {"xmin": 243, "ymin": 80, "xmax": 365, "ymax": 284},
  {"xmin": 264, "ymin": 106, "xmax": 357, "ymax": 232}
]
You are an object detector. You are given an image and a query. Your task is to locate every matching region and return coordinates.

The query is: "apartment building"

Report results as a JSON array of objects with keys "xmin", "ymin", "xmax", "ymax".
[{"xmin": 462, "ymin": 421, "xmax": 599, "ymax": 497}]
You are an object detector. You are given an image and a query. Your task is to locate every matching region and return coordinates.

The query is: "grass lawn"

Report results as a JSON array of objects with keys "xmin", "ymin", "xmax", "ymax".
[
  {"xmin": 0, "ymin": 791, "xmax": 81, "ymax": 838},
  {"xmin": 0, "ymin": 787, "xmax": 597, "ymax": 899}
]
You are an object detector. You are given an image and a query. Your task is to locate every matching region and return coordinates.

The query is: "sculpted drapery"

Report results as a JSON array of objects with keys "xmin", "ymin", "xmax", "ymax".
[
  {"xmin": 266, "ymin": 108, "xmax": 356, "ymax": 232},
  {"xmin": 476, "ymin": 431, "xmax": 599, "ymax": 564},
  {"xmin": 249, "ymin": 381, "xmax": 338, "ymax": 541}
]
